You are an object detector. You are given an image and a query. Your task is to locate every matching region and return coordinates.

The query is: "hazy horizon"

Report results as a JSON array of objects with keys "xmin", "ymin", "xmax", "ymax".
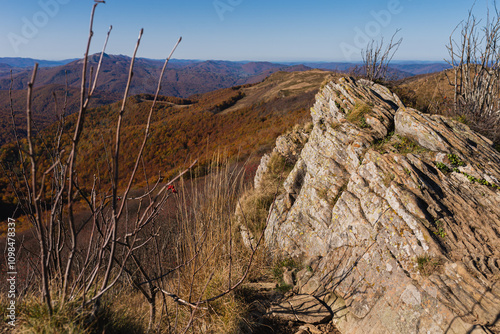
[{"xmin": 0, "ymin": 54, "xmax": 450, "ymax": 64}]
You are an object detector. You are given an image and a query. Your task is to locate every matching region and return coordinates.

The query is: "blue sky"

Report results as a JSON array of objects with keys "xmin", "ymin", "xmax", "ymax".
[{"xmin": 0, "ymin": 0, "xmax": 493, "ymax": 62}]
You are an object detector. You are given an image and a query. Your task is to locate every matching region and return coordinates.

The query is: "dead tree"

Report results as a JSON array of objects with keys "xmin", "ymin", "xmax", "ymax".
[
  {"xmin": 360, "ymin": 30, "xmax": 402, "ymax": 81},
  {"xmin": 446, "ymin": 4, "xmax": 500, "ymax": 126}
]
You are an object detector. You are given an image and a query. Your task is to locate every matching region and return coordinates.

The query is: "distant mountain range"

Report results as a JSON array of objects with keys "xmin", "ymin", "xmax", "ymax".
[
  {"xmin": 0, "ymin": 56, "xmax": 450, "ymax": 96},
  {"xmin": 0, "ymin": 55, "xmax": 451, "ymax": 147},
  {"xmin": 296, "ymin": 62, "xmax": 450, "ymax": 76},
  {"xmin": 0, "ymin": 54, "xmax": 316, "ymax": 98}
]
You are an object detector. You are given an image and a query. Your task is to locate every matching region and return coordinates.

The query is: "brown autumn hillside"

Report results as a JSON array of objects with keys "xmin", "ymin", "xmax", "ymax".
[
  {"xmin": 391, "ymin": 69, "xmax": 454, "ymax": 114},
  {"xmin": 0, "ymin": 85, "xmax": 121, "ymax": 146},
  {"xmin": 0, "ymin": 69, "xmax": 334, "ymax": 222},
  {"xmin": 0, "ymin": 56, "xmax": 315, "ymax": 147}
]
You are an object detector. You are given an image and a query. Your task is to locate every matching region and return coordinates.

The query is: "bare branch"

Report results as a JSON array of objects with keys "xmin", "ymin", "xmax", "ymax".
[
  {"xmin": 159, "ymin": 289, "xmax": 208, "ymax": 310},
  {"xmin": 88, "ymin": 25, "xmax": 113, "ymax": 98},
  {"xmin": 361, "ymin": 30, "xmax": 402, "ymax": 81},
  {"xmin": 117, "ymin": 36, "xmax": 182, "ymax": 219}
]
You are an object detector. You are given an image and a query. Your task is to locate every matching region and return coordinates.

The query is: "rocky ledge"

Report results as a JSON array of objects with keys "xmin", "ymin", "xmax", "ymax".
[{"xmin": 258, "ymin": 77, "xmax": 500, "ymax": 333}]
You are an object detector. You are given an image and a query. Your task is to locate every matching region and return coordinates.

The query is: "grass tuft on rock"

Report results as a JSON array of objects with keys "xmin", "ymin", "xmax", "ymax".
[
  {"xmin": 393, "ymin": 135, "xmax": 428, "ymax": 155},
  {"xmin": 346, "ymin": 102, "xmax": 372, "ymax": 129},
  {"xmin": 416, "ymin": 255, "xmax": 444, "ymax": 276},
  {"xmin": 237, "ymin": 151, "xmax": 294, "ymax": 237}
]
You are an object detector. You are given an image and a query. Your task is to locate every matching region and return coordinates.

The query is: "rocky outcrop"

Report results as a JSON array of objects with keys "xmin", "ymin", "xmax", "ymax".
[{"xmin": 261, "ymin": 77, "xmax": 500, "ymax": 333}]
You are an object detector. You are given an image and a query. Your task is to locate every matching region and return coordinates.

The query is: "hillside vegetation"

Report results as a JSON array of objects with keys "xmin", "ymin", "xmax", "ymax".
[
  {"xmin": 0, "ymin": 85, "xmax": 121, "ymax": 146},
  {"xmin": 0, "ymin": 57, "xmax": 317, "ymax": 148},
  {"xmin": 0, "ymin": 56, "xmax": 451, "ymax": 149},
  {"xmin": 0, "ymin": 70, "xmax": 333, "ymax": 223}
]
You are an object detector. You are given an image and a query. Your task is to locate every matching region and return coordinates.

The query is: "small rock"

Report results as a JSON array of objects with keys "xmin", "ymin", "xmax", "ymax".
[
  {"xmin": 254, "ymin": 153, "xmax": 271, "ymax": 190},
  {"xmin": 283, "ymin": 268, "xmax": 295, "ymax": 286},
  {"xmin": 239, "ymin": 224, "xmax": 256, "ymax": 250},
  {"xmin": 300, "ymin": 275, "xmax": 324, "ymax": 295},
  {"xmin": 296, "ymin": 267, "xmax": 314, "ymax": 290}
]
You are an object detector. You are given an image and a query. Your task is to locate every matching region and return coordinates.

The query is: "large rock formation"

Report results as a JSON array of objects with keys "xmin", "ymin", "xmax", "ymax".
[{"xmin": 260, "ymin": 77, "xmax": 500, "ymax": 333}]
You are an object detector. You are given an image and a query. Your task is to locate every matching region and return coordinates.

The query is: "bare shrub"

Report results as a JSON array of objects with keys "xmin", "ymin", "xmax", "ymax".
[
  {"xmin": 452, "ymin": 101, "xmax": 500, "ymax": 145},
  {"xmin": 356, "ymin": 30, "xmax": 403, "ymax": 82},
  {"xmin": 1, "ymin": 2, "xmax": 267, "ymax": 332},
  {"xmin": 446, "ymin": 4, "xmax": 500, "ymax": 145}
]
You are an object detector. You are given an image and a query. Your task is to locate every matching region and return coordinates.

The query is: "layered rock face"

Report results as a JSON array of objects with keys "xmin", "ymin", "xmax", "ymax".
[{"xmin": 261, "ymin": 77, "xmax": 500, "ymax": 333}]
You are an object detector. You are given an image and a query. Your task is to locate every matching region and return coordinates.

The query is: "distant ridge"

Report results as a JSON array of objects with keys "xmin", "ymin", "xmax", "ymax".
[
  {"xmin": 285, "ymin": 61, "xmax": 450, "ymax": 76},
  {"xmin": 0, "ymin": 57, "xmax": 78, "ymax": 68},
  {"xmin": 0, "ymin": 55, "xmax": 313, "ymax": 98},
  {"xmin": 0, "ymin": 56, "xmax": 450, "ymax": 75},
  {"xmin": 0, "ymin": 55, "xmax": 451, "ymax": 100}
]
